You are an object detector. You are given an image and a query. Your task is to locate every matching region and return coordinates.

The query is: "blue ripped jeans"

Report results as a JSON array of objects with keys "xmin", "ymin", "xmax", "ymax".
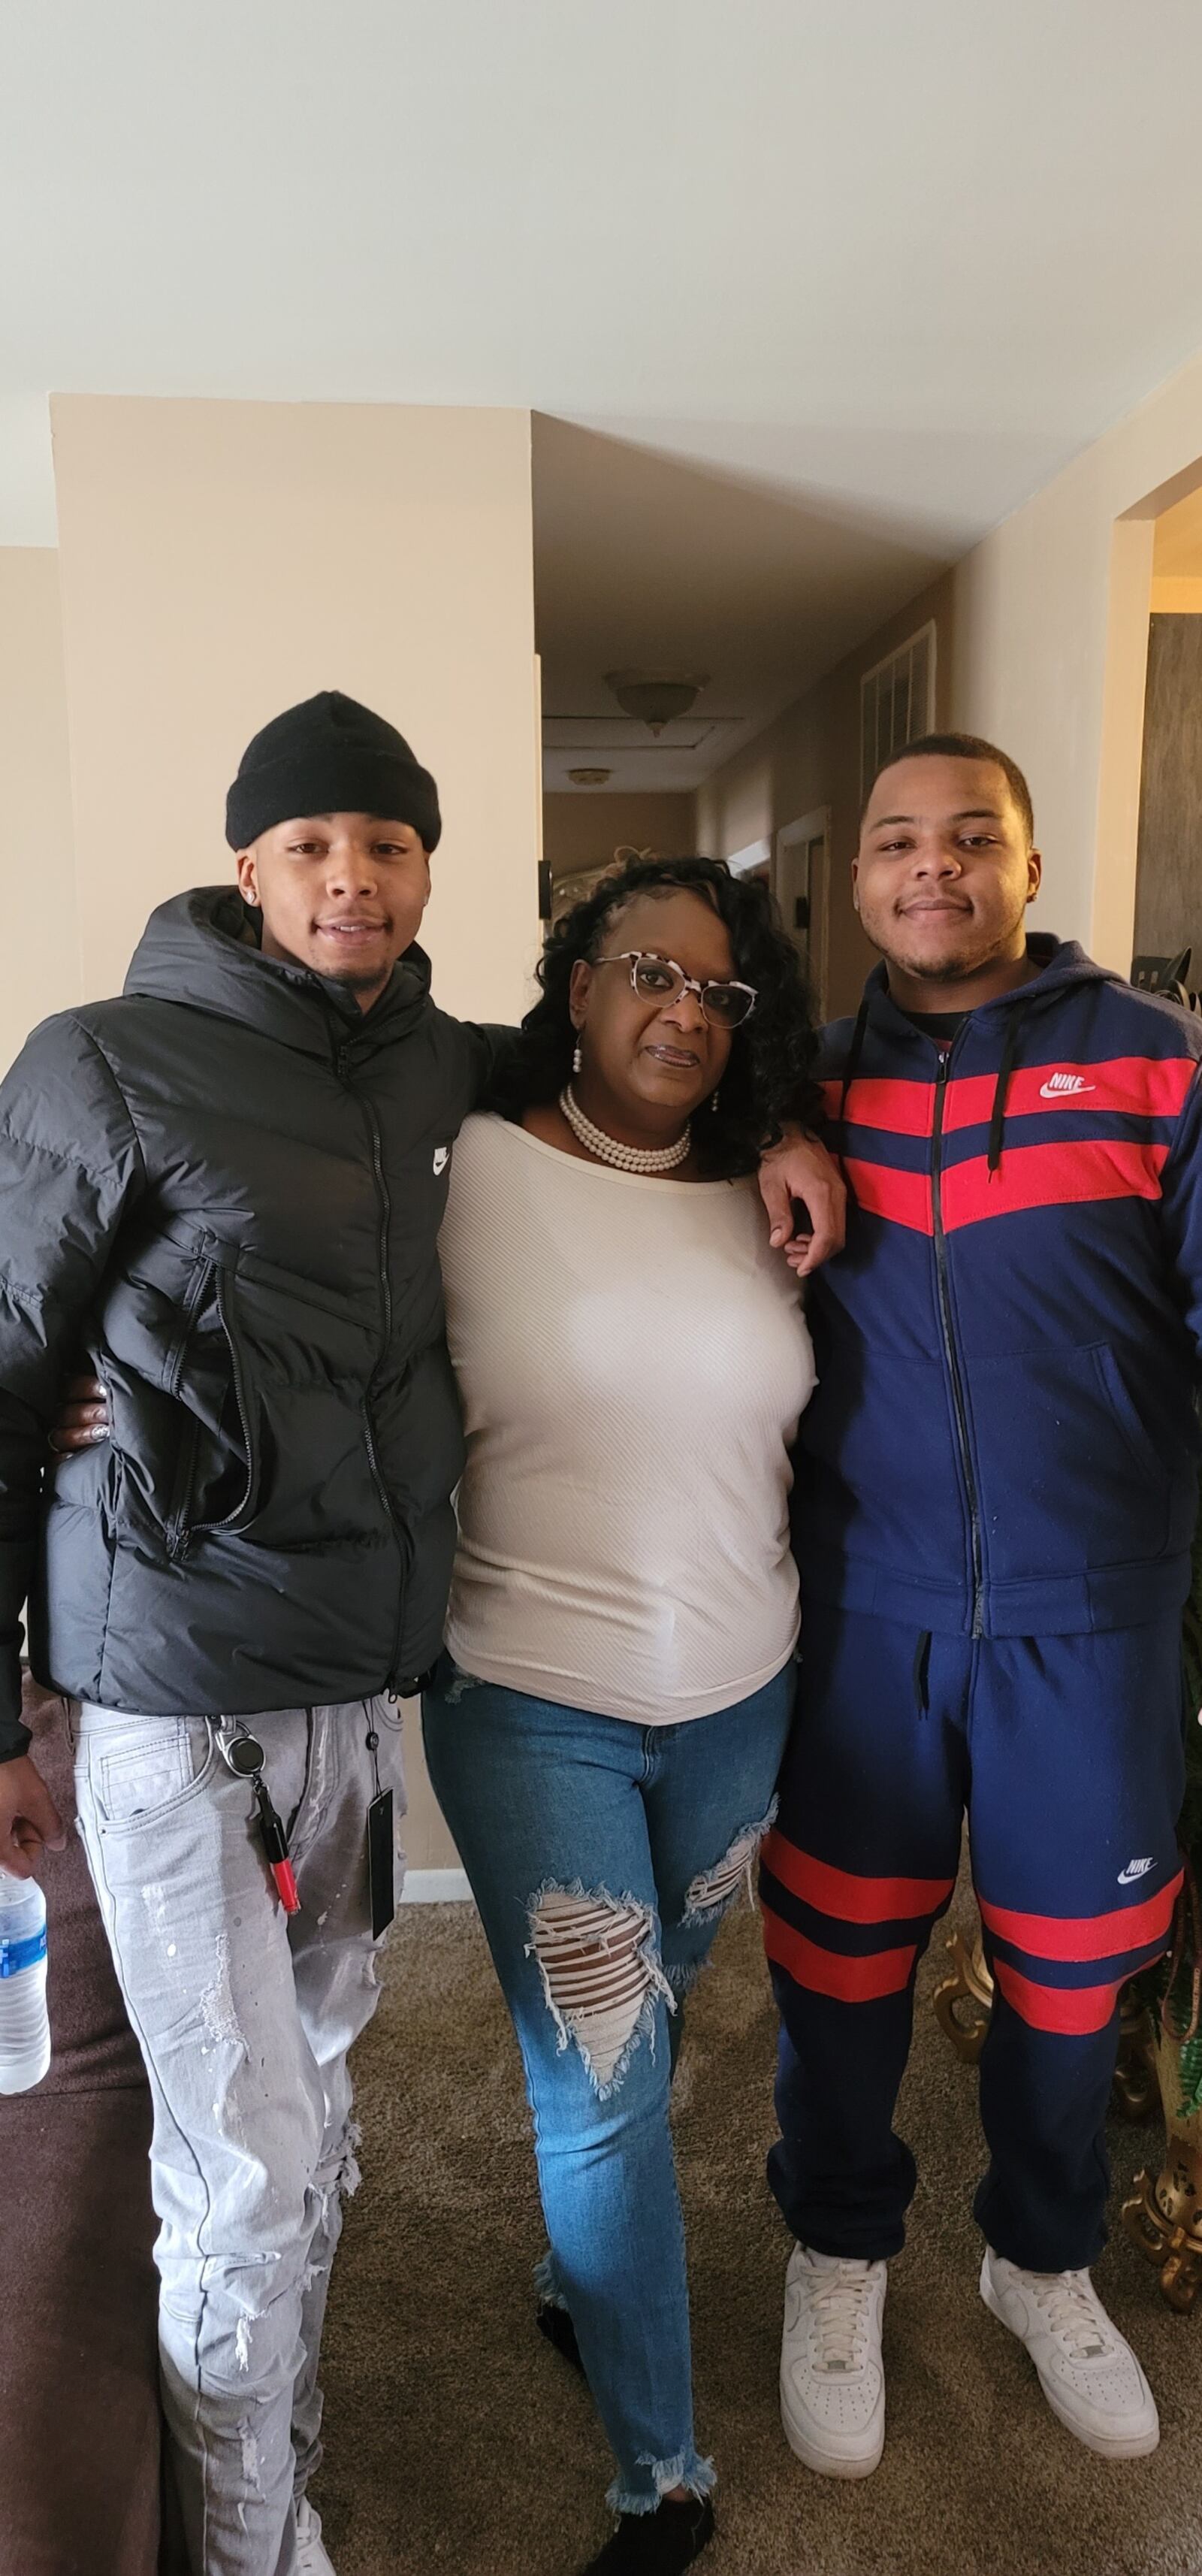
[{"xmin": 421, "ymin": 1656, "xmax": 795, "ymax": 2513}]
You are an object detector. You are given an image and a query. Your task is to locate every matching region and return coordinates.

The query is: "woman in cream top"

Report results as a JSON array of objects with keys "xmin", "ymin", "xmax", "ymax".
[
  {"xmin": 422, "ymin": 854, "xmax": 818, "ymax": 2576},
  {"xmin": 442, "ymin": 1116, "xmax": 811, "ymax": 1722}
]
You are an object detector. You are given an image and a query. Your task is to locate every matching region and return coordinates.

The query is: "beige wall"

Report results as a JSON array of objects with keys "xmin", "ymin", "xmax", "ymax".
[
  {"xmin": 52, "ymin": 396, "xmax": 541, "ymax": 1027},
  {"xmin": 947, "ymin": 344, "xmax": 1202, "ymax": 975},
  {"xmin": 543, "ymin": 790, "xmax": 696, "ymax": 884},
  {"xmin": 1149, "ymin": 576, "xmax": 1202, "ymax": 612},
  {"xmin": 1150, "ymin": 480, "xmax": 1202, "ymax": 582},
  {"xmin": 0, "ymin": 550, "xmax": 79, "ymax": 1062},
  {"xmin": 696, "ymin": 570, "xmax": 956, "ymax": 1019}
]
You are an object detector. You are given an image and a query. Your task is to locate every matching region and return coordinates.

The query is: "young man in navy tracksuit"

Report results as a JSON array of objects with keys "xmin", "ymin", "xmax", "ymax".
[{"xmin": 764, "ymin": 732, "xmax": 1202, "ymax": 2475}]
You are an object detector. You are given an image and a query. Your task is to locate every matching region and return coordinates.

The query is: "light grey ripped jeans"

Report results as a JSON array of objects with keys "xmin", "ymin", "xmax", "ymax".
[{"xmin": 74, "ymin": 1695, "xmax": 405, "ymax": 2576}]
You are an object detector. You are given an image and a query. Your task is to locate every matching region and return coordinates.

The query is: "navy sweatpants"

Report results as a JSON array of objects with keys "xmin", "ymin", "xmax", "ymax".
[{"xmin": 763, "ymin": 1604, "xmax": 1185, "ymax": 2272}]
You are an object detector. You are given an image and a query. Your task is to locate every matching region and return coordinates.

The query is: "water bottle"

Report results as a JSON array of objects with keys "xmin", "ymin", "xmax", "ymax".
[{"xmin": 0, "ymin": 1866, "xmax": 50, "ymax": 2093}]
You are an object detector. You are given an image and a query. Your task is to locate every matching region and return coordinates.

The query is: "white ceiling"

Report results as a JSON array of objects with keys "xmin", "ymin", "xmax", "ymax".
[{"xmin": 7, "ymin": 0, "xmax": 1202, "ymax": 788}]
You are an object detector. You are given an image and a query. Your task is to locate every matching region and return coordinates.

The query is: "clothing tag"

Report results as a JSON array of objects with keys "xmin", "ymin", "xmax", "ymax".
[{"xmin": 368, "ymin": 1789, "xmax": 395, "ymax": 1938}]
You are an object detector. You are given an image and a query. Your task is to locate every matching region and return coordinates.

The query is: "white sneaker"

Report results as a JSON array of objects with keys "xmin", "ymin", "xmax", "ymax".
[
  {"xmin": 779, "ymin": 2242, "xmax": 887, "ymax": 2476},
  {"xmin": 295, "ymin": 2494, "xmax": 337, "ymax": 2576},
  {"xmin": 980, "ymin": 2249, "xmax": 1159, "ymax": 2459}
]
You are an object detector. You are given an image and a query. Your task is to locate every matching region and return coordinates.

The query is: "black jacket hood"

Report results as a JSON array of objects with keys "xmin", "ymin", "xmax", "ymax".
[{"xmin": 123, "ymin": 886, "xmax": 433, "ymax": 1057}]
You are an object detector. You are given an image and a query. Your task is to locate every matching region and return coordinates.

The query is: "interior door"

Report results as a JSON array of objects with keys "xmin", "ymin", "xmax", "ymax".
[{"xmin": 775, "ymin": 808, "xmax": 830, "ymax": 1014}]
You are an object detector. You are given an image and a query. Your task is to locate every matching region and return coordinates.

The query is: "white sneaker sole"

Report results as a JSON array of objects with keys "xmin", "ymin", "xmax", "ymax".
[
  {"xmin": 980, "ymin": 2261, "xmax": 1160, "ymax": 2461},
  {"xmin": 779, "ymin": 2371, "xmax": 885, "ymax": 2478}
]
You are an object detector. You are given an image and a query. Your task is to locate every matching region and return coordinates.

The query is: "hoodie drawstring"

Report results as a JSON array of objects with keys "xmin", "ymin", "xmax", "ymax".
[
  {"xmin": 986, "ymin": 999, "xmax": 1031, "ymax": 1177},
  {"xmin": 840, "ymin": 986, "xmax": 1033, "ymax": 1179}
]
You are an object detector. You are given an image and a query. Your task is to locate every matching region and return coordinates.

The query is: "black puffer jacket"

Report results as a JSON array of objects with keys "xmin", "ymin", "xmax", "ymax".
[{"xmin": 0, "ymin": 888, "xmax": 503, "ymax": 1758}]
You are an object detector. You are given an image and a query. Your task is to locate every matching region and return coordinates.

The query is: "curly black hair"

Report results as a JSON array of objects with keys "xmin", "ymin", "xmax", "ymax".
[{"xmin": 494, "ymin": 853, "xmax": 822, "ymax": 1178}]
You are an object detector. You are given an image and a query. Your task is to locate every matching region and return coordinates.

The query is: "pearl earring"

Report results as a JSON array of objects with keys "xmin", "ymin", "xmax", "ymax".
[
  {"xmin": 711, "ymin": 1087, "xmax": 720, "ymax": 1114},
  {"xmin": 572, "ymin": 1039, "xmax": 582, "ymax": 1075}
]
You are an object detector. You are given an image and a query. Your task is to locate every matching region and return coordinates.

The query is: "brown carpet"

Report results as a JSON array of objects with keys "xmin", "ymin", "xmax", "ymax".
[{"xmin": 318, "ymin": 1876, "xmax": 1202, "ymax": 2576}]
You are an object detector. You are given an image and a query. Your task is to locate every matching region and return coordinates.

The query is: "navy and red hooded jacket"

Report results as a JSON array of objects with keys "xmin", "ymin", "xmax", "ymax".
[{"xmin": 795, "ymin": 933, "xmax": 1202, "ymax": 1638}]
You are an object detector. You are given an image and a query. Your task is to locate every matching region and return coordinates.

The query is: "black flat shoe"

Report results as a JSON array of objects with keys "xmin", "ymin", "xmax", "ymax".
[
  {"xmin": 577, "ymin": 2495, "xmax": 715, "ymax": 2575},
  {"xmin": 537, "ymin": 2298, "xmax": 584, "ymax": 2374}
]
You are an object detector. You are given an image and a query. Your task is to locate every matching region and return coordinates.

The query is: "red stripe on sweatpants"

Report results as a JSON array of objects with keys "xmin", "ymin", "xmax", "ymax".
[
  {"xmin": 992, "ymin": 1957, "xmax": 1123, "ymax": 2036},
  {"xmin": 762, "ymin": 1903, "xmax": 917, "ymax": 2002},
  {"xmin": 941, "ymin": 1138, "xmax": 1168, "ymax": 1232},
  {"xmin": 978, "ymin": 1870, "xmax": 1181, "ymax": 1964},
  {"xmin": 762, "ymin": 1831, "xmax": 955, "ymax": 1926},
  {"xmin": 843, "ymin": 1156, "xmax": 933, "ymax": 1235}
]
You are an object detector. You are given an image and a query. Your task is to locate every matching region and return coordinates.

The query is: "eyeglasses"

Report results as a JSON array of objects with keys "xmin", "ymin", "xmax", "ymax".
[{"xmin": 593, "ymin": 951, "xmax": 757, "ymax": 1029}]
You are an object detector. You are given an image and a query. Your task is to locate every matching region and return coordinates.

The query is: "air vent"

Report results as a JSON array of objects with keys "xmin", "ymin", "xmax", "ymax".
[{"xmin": 859, "ymin": 621, "xmax": 936, "ymax": 794}]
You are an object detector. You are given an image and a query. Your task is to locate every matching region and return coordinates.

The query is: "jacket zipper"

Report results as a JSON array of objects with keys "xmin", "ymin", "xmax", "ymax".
[
  {"xmin": 930, "ymin": 1049, "xmax": 984, "ymax": 1637},
  {"xmin": 336, "ymin": 1036, "xmax": 408, "ymax": 1677}
]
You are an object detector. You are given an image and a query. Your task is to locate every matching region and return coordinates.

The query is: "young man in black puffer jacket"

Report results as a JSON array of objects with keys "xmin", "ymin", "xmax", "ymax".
[
  {"xmin": 0, "ymin": 689, "xmax": 839, "ymax": 2576},
  {"xmin": 0, "ymin": 691, "xmax": 504, "ymax": 2576}
]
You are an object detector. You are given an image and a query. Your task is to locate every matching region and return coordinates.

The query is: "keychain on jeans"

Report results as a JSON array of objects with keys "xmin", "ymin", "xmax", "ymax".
[{"xmin": 216, "ymin": 1722, "xmax": 300, "ymax": 1915}]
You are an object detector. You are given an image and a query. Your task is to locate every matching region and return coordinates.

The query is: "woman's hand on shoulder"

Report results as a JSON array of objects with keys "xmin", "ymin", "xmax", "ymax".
[{"xmin": 757, "ymin": 1129, "xmax": 846, "ymax": 1276}]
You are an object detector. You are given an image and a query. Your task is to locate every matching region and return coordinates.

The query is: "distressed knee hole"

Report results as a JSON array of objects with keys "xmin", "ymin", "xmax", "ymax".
[
  {"xmin": 684, "ymin": 1800, "xmax": 778, "ymax": 1924},
  {"xmin": 527, "ymin": 1885, "xmax": 674, "ymax": 2094},
  {"xmin": 237, "ymin": 2416, "xmax": 264, "ymax": 2511},
  {"xmin": 314, "ymin": 2119, "xmax": 362, "ymax": 2207},
  {"xmin": 194, "ymin": 2284, "xmax": 296, "ymax": 2399}
]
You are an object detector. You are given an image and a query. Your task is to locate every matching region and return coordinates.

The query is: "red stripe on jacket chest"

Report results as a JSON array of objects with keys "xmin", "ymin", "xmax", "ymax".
[
  {"xmin": 821, "ymin": 1054, "xmax": 1195, "ymax": 1138},
  {"xmin": 841, "ymin": 1138, "xmax": 1170, "ymax": 1238},
  {"xmin": 824, "ymin": 1054, "xmax": 1187, "ymax": 1238}
]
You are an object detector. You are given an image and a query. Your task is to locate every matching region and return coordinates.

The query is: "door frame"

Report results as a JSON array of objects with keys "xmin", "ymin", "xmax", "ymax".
[{"xmin": 775, "ymin": 805, "xmax": 831, "ymax": 1017}]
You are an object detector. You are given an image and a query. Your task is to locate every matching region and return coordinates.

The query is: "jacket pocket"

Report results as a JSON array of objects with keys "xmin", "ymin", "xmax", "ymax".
[
  {"xmin": 1091, "ymin": 1344, "xmax": 1167, "ymax": 1483},
  {"xmin": 970, "ymin": 1340, "xmax": 1173, "ymax": 1578},
  {"xmin": 93, "ymin": 1238, "xmax": 382, "ymax": 1559},
  {"xmin": 92, "ymin": 1718, "xmax": 217, "ymax": 1831},
  {"xmin": 81, "ymin": 1238, "xmax": 257, "ymax": 1553},
  {"xmin": 203, "ymin": 1248, "xmax": 382, "ymax": 1552},
  {"xmin": 165, "ymin": 1252, "xmax": 260, "ymax": 1556}
]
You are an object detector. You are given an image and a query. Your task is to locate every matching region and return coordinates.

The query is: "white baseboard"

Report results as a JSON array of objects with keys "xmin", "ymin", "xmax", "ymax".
[{"xmin": 400, "ymin": 1867, "xmax": 474, "ymax": 1904}]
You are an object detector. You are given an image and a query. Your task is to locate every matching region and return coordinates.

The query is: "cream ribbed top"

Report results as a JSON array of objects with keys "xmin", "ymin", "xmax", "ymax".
[{"xmin": 439, "ymin": 1115, "xmax": 815, "ymax": 1725}]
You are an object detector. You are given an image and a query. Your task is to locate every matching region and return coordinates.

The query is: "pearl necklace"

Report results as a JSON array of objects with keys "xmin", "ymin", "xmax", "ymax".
[{"xmin": 559, "ymin": 1084, "xmax": 691, "ymax": 1174}]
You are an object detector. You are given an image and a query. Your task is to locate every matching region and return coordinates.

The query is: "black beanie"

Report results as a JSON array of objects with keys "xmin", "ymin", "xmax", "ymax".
[{"xmin": 225, "ymin": 690, "xmax": 442, "ymax": 852}]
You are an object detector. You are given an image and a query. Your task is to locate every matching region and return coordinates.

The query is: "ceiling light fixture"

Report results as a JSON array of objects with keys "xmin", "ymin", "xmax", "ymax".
[
  {"xmin": 605, "ymin": 670, "xmax": 711, "ymax": 736},
  {"xmin": 567, "ymin": 766, "xmax": 613, "ymax": 786}
]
